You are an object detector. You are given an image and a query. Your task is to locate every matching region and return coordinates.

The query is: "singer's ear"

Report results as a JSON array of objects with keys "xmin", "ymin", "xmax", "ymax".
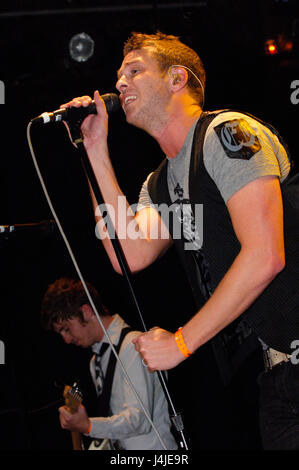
[{"xmin": 168, "ymin": 66, "xmax": 188, "ymax": 90}]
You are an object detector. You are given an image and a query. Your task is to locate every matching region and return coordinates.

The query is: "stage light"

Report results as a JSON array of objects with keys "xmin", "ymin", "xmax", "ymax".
[
  {"xmin": 69, "ymin": 32, "xmax": 95, "ymax": 62},
  {"xmin": 265, "ymin": 39, "xmax": 279, "ymax": 55},
  {"xmin": 264, "ymin": 35, "xmax": 294, "ymax": 56},
  {"xmin": 277, "ymin": 33, "xmax": 293, "ymax": 53}
]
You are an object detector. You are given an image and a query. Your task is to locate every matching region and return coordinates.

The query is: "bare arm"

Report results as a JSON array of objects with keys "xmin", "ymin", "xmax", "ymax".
[
  {"xmin": 62, "ymin": 91, "xmax": 172, "ymax": 273},
  {"xmin": 133, "ymin": 176, "xmax": 286, "ymax": 371}
]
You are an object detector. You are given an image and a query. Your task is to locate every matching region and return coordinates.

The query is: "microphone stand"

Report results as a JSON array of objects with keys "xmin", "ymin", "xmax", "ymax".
[{"xmin": 68, "ymin": 122, "xmax": 189, "ymax": 451}]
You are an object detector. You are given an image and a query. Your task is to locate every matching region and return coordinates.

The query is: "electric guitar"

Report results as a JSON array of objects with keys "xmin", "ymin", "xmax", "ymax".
[
  {"xmin": 63, "ymin": 383, "xmax": 84, "ymax": 450},
  {"xmin": 63, "ymin": 382, "xmax": 111, "ymax": 450}
]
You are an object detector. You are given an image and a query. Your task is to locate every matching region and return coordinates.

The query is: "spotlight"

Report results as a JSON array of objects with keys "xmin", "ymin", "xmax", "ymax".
[
  {"xmin": 265, "ymin": 39, "xmax": 279, "ymax": 55},
  {"xmin": 69, "ymin": 32, "xmax": 95, "ymax": 62},
  {"xmin": 264, "ymin": 34, "xmax": 294, "ymax": 56}
]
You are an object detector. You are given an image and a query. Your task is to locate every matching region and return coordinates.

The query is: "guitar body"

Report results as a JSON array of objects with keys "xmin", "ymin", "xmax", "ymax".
[{"xmin": 88, "ymin": 438, "xmax": 111, "ymax": 450}]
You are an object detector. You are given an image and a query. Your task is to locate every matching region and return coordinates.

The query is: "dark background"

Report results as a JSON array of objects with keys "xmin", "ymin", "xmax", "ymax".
[{"xmin": 0, "ymin": 0, "xmax": 298, "ymax": 453}]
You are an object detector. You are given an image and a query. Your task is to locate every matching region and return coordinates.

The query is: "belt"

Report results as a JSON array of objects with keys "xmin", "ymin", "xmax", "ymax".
[{"xmin": 263, "ymin": 347, "xmax": 291, "ymax": 371}]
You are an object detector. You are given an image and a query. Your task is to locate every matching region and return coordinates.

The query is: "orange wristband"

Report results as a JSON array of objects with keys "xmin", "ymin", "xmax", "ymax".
[
  {"xmin": 85, "ymin": 420, "xmax": 92, "ymax": 435},
  {"xmin": 174, "ymin": 327, "xmax": 192, "ymax": 358}
]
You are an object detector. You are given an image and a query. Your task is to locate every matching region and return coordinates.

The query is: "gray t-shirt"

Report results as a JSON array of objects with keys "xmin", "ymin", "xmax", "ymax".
[{"xmin": 137, "ymin": 111, "xmax": 291, "ymax": 249}]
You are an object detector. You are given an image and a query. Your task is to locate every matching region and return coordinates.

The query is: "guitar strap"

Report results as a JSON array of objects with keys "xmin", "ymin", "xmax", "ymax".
[
  {"xmin": 97, "ymin": 326, "xmax": 133, "ymax": 418},
  {"xmin": 84, "ymin": 327, "xmax": 134, "ymax": 450}
]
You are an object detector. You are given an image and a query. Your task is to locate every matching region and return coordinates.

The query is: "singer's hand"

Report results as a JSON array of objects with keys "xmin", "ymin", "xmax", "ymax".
[
  {"xmin": 132, "ymin": 327, "xmax": 186, "ymax": 372},
  {"xmin": 60, "ymin": 90, "xmax": 108, "ymax": 149}
]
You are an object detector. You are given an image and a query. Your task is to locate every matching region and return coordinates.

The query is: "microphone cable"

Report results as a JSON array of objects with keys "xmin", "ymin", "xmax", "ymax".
[{"xmin": 27, "ymin": 121, "xmax": 188, "ymax": 451}]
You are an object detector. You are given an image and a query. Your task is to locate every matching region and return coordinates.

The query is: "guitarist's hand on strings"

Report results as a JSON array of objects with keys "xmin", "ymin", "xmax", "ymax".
[{"xmin": 59, "ymin": 403, "xmax": 91, "ymax": 434}]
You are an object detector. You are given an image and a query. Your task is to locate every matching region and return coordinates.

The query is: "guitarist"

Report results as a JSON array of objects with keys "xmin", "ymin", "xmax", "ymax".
[{"xmin": 41, "ymin": 277, "xmax": 177, "ymax": 450}]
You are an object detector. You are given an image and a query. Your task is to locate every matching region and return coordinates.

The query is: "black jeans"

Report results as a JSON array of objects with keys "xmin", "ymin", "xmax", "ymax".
[{"xmin": 259, "ymin": 361, "xmax": 299, "ymax": 450}]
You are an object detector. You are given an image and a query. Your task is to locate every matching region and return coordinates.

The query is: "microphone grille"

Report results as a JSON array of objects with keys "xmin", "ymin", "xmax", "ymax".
[{"xmin": 102, "ymin": 93, "xmax": 121, "ymax": 114}]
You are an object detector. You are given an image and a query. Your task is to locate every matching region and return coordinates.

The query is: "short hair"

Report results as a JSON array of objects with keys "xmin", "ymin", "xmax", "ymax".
[
  {"xmin": 41, "ymin": 277, "xmax": 109, "ymax": 331},
  {"xmin": 123, "ymin": 31, "xmax": 206, "ymax": 107}
]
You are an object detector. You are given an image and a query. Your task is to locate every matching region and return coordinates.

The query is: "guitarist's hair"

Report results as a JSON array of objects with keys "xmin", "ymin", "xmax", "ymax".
[{"xmin": 41, "ymin": 277, "xmax": 109, "ymax": 330}]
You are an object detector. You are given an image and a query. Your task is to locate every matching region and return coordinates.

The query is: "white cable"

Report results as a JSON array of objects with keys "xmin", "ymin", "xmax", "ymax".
[
  {"xmin": 26, "ymin": 121, "xmax": 168, "ymax": 450},
  {"xmin": 169, "ymin": 64, "xmax": 205, "ymax": 107}
]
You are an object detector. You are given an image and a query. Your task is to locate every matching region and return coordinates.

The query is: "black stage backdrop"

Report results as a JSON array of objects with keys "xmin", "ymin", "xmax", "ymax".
[{"xmin": 0, "ymin": 0, "xmax": 298, "ymax": 453}]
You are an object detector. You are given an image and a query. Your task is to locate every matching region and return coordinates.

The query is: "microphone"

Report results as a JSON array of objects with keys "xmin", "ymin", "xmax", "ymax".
[
  {"xmin": 31, "ymin": 93, "xmax": 120, "ymax": 125},
  {"xmin": 0, "ymin": 220, "xmax": 56, "ymax": 237}
]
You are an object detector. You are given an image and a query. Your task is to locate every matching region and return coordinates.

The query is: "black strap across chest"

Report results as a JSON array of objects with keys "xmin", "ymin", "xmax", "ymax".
[
  {"xmin": 97, "ymin": 326, "xmax": 133, "ymax": 417},
  {"xmin": 148, "ymin": 109, "xmax": 299, "ymax": 357}
]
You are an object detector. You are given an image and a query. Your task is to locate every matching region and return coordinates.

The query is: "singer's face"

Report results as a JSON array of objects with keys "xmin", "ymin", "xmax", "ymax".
[{"xmin": 116, "ymin": 48, "xmax": 171, "ymax": 133}]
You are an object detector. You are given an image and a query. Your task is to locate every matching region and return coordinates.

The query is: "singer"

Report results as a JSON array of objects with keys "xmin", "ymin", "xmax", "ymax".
[{"xmin": 60, "ymin": 32, "xmax": 299, "ymax": 450}]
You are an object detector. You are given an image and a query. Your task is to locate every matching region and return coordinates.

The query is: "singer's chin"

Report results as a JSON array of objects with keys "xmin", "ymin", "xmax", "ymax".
[
  {"xmin": 124, "ymin": 110, "xmax": 136, "ymax": 126},
  {"xmin": 124, "ymin": 109, "xmax": 142, "ymax": 129}
]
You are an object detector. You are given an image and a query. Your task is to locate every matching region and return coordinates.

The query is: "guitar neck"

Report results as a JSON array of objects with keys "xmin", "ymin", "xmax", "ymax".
[
  {"xmin": 63, "ymin": 384, "xmax": 84, "ymax": 451},
  {"xmin": 71, "ymin": 431, "xmax": 84, "ymax": 451}
]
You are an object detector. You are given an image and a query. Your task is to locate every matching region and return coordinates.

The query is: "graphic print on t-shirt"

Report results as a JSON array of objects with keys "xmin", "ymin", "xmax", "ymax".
[
  {"xmin": 214, "ymin": 119, "xmax": 261, "ymax": 160},
  {"xmin": 173, "ymin": 183, "xmax": 202, "ymax": 251}
]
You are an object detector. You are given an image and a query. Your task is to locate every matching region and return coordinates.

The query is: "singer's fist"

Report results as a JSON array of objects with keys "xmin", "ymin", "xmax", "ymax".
[{"xmin": 60, "ymin": 91, "xmax": 108, "ymax": 148}]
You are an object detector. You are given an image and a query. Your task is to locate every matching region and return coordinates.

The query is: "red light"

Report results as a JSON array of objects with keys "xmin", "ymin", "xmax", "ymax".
[
  {"xmin": 264, "ymin": 35, "xmax": 294, "ymax": 56},
  {"xmin": 265, "ymin": 39, "xmax": 279, "ymax": 55},
  {"xmin": 277, "ymin": 34, "xmax": 293, "ymax": 53},
  {"xmin": 268, "ymin": 44, "xmax": 278, "ymax": 54}
]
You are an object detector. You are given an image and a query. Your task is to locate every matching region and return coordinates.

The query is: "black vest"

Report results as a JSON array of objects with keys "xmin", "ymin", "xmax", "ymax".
[{"xmin": 148, "ymin": 111, "xmax": 299, "ymax": 354}]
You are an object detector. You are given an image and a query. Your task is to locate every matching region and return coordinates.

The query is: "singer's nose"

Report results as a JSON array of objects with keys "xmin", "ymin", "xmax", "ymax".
[{"xmin": 116, "ymin": 74, "xmax": 128, "ymax": 93}]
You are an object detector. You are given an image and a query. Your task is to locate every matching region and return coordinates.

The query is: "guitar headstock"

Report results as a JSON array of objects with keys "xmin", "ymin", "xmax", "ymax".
[{"xmin": 63, "ymin": 382, "xmax": 83, "ymax": 414}]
